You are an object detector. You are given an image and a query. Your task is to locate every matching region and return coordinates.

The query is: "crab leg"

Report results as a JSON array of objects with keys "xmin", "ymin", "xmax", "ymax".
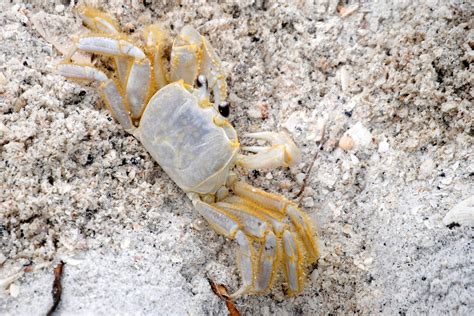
[
  {"xmin": 144, "ymin": 25, "xmax": 169, "ymax": 90},
  {"xmin": 201, "ymin": 37, "xmax": 228, "ymax": 106},
  {"xmin": 126, "ymin": 59, "xmax": 152, "ymax": 119},
  {"xmin": 219, "ymin": 194, "xmax": 310, "ymax": 295},
  {"xmin": 169, "ymin": 26, "xmax": 228, "ymax": 108},
  {"xmin": 192, "ymin": 199, "xmax": 255, "ymax": 297},
  {"xmin": 57, "ymin": 64, "xmax": 133, "ymax": 131},
  {"xmin": 70, "ymin": 35, "xmax": 152, "ymax": 120},
  {"xmin": 282, "ymin": 231, "xmax": 304, "ymax": 295},
  {"xmin": 231, "ymin": 181, "xmax": 319, "ymax": 263},
  {"xmin": 238, "ymin": 132, "xmax": 301, "ymax": 170},
  {"xmin": 76, "ymin": 36, "xmax": 145, "ymax": 59},
  {"xmin": 170, "ymin": 25, "xmax": 203, "ymax": 86},
  {"xmin": 75, "ymin": 5, "xmax": 131, "ymax": 88},
  {"xmin": 255, "ymin": 231, "xmax": 279, "ymax": 293},
  {"xmin": 75, "ymin": 5, "xmax": 120, "ymax": 34}
]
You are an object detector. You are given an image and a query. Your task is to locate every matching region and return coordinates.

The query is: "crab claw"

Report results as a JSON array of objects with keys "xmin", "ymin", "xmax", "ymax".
[{"xmin": 238, "ymin": 132, "xmax": 301, "ymax": 171}]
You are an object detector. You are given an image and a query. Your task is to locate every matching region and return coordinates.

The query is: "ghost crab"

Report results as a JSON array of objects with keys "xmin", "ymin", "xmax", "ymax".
[{"xmin": 57, "ymin": 6, "xmax": 319, "ymax": 297}]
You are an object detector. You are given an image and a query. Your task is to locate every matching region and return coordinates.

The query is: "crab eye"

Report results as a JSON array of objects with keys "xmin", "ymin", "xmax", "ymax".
[
  {"xmin": 218, "ymin": 103, "xmax": 230, "ymax": 117},
  {"xmin": 196, "ymin": 75, "xmax": 207, "ymax": 88}
]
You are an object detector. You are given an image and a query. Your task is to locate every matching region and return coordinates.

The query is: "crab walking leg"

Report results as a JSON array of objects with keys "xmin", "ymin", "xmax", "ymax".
[
  {"xmin": 75, "ymin": 5, "xmax": 120, "ymax": 34},
  {"xmin": 57, "ymin": 64, "xmax": 133, "ymax": 131},
  {"xmin": 214, "ymin": 202, "xmax": 280, "ymax": 294},
  {"xmin": 75, "ymin": 5, "xmax": 130, "ymax": 88},
  {"xmin": 74, "ymin": 36, "xmax": 152, "ymax": 119},
  {"xmin": 282, "ymin": 231, "xmax": 304, "ymax": 295},
  {"xmin": 216, "ymin": 199, "xmax": 284, "ymax": 293},
  {"xmin": 77, "ymin": 36, "xmax": 146, "ymax": 59},
  {"xmin": 255, "ymin": 231, "xmax": 279, "ymax": 293},
  {"xmin": 238, "ymin": 132, "xmax": 301, "ymax": 170},
  {"xmin": 126, "ymin": 59, "xmax": 152, "ymax": 119},
  {"xmin": 192, "ymin": 199, "xmax": 255, "ymax": 296},
  {"xmin": 231, "ymin": 181, "xmax": 319, "ymax": 261},
  {"xmin": 233, "ymin": 230, "xmax": 254, "ymax": 298},
  {"xmin": 201, "ymin": 37, "xmax": 228, "ymax": 106},
  {"xmin": 170, "ymin": 26, "xmax": 203, "ymax": 86},
  {"xmin": 144, "ymin": 25, "xmax": 169, "ymax": 90}
]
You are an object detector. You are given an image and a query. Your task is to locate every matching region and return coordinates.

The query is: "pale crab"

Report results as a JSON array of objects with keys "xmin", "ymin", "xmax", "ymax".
[{"xmin": 57, "ymin": 6, "xmax": 319, "ymax": 297}]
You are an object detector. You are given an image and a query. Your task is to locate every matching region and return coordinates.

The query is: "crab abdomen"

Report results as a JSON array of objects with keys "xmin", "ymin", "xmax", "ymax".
[{"xmin": 135, "ymin": 82, "xmax": 237, "ymax": 194}]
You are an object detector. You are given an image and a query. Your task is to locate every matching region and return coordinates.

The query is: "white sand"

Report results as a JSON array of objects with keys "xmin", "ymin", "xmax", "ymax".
[{"xmin": 1, "ymin": 1, "xmax": 472, "ymax": 314}]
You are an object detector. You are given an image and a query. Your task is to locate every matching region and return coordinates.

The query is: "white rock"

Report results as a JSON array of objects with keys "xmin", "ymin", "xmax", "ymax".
[
  {"xmin": 441, "ymin": 101, "xmax": 458, "ymax": 112},
  {"xmin": 121, "ymin": 238, "xmax": 131, "ymax": 250},
  {"xmin": 296, "ymin": 173, "xmax": 306, "ymax": 185},
  {"xmin": 54, "ymin": 4, "xmax": 65, "ymax": 13},
  {"xmin": 418, "ymin": 158, "xmax": 435, "ymax": 179},
  {"xmin": 443, "ymin": 196, "xmax": 474, "ymax": 227},
  {"xmin": 342, "ymin": 122, "xmax": 372, "ymax": 150},
  {"xmin": 9, "ymin": 283, "xmax": 20, "ymax": 297},
  {"xmin": 314, "ymin": 116, "xmax": 327, "ymax": 142},
  {"xmin": 283, "ymin": 111, "xmax": 305, "ymax": 134},
  {"xmin": 378, "ymin": 137, "xmax": 390, "ymax": 153},
  {"xmin": 340, "ymin": 66, "xmax": 350, "ymax": 92},
  {"xmin": 303, "ymin": 197, "xmax": 314, "ymax": 208},
  {"xmin": 311, "ymin": 269, "xmax": 320, "ymax": 283}
]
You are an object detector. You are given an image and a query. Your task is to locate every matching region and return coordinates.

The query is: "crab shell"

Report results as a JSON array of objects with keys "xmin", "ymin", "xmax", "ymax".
[{"xmin": 134, "ymin": 82, "xmax": 239, "ymax": 194}]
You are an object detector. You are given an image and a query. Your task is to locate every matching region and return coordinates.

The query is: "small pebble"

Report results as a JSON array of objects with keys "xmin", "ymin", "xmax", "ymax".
[
  {"xmin": 342, "ymin": 224, "xmax": 351, "ymax": 235},
  {"xmin": 311, "ymin": 269, "xmax": 320, "ymax": 283},
  {"xmin": 296, "ymin": 173, "xmax": 306, "ymax": 185},
  {"xmin": 339, "ymin": 134, "xmax": 354, "ymax": 151},
  {"xmin": 418, "ymin": 158, "xmax": 435, "ymax": 179},
  {"xmin": 9, "ymin": 283, "xmax": 20, "ymax": 297},
  {"xmin": 340, "ymin": 66, "xmax": 350, "ymax": 92},
  {"xmin": 345, "ymin": 122, "xmax": 372, "ymax": 149},
  {"xmin": 378, "ymin": 138, "xmax": 390, "ymax": 153},
  {"xmin": 120, "ymin": 238, "xmax": 131, "ymax": 250},
  {"xmin": 55, "ymin": 4, "xmax": 65, "ymax": 13},
  {"xmin": 441, "ymin": 101, "xmax": 458, "ymax": 112},
  {"xmin": 303, "ymin": 197, "xmax": 314, "ymax": 208}
]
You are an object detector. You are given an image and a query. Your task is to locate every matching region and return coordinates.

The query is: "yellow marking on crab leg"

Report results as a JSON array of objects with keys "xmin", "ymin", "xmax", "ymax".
[
  {"xmin": 221, "ymin": 195, "xmax": 287, "ymax": 234},
  {"xmin": 126, "ymin": 58, "xmax": 152, "ymax": 119},
  {"xmin": 282, "ymin": 231, "xmax": 304, "ymax": 296},
  {"xmin": 114, "ymin": 57, "xmax": 131, "ymax": 89},
  {"xmin": 75, "ymin": 5, "xmax": 120, "ymax": 34},
  {"xmin": 201, "ymin": 37, "xmax": 228, "ymax": 105},
  {"xmin": 286, "ymin": 205, "xmax": 320, "ymax": 262},
  {"xmin": 230, "ymin": 182, "xmax": 319, "ymax": 262},
  {"xmin": 215, "ymin": 202, "xmax": 269, "ymax": 238},
  {"xmin": 170, "ymin": 44, "xmax": 201, "ymax": 85},
  {"xmin": 232, "ymin": 181, "xmax": 288, "ymax": 213},
  {"xmin": 170, "ymin": 25, "xmax": 203, "ymax": 86},
  {"xmin": 144, "ymin": 25, "xmax": 169, "ymax": 91}
]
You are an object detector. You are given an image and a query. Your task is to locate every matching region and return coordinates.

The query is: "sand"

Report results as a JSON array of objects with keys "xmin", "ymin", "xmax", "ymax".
[{"xmin": 1, "ymin": 0, "xmax": 473, "ymax": 314}]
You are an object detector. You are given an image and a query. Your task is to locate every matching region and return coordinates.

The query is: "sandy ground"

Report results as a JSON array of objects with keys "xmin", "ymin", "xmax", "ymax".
[{"xmin": 1, "ymin": 0, "xmax": 473, "ymax": 315}]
